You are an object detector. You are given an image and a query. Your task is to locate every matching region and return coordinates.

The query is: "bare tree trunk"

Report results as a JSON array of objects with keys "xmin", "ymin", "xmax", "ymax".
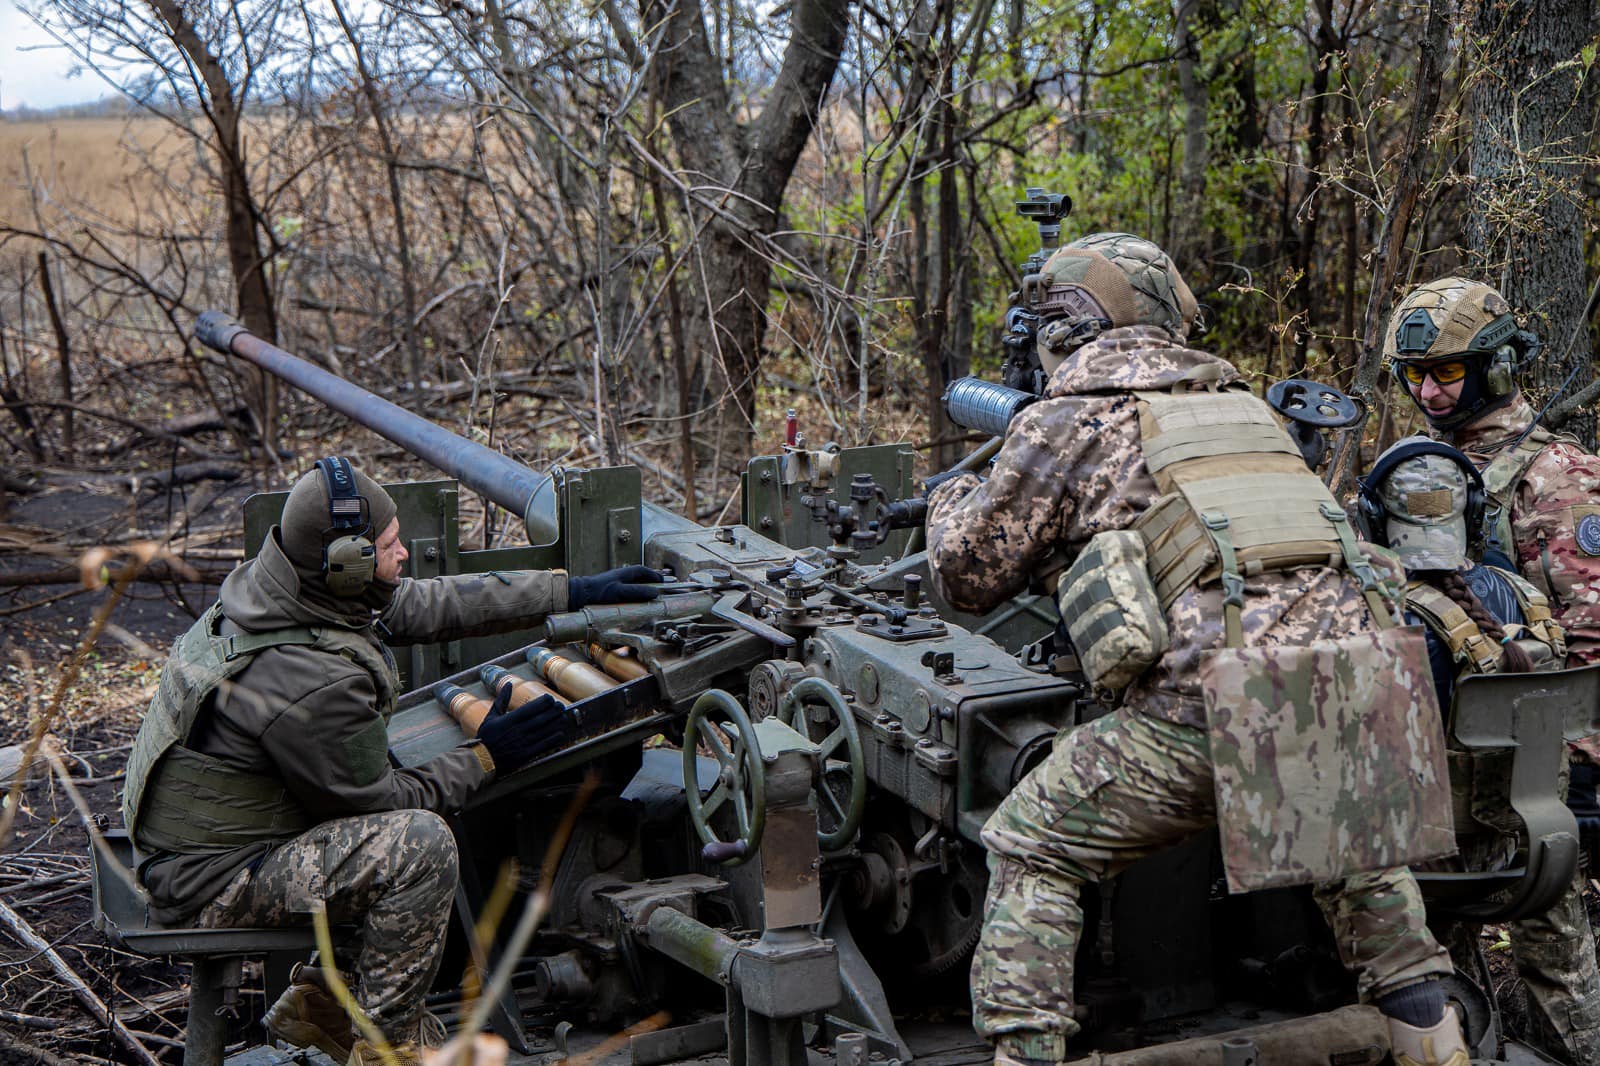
[
  {"xmin": 1290, "ymin": 0, "xmax": 1337, "ymax": 377},
  {"xmin": 36, "ymin": 253, "xmax": 71, "ymax": 458},
  {"xmin": 1171, "ymin": 0, "xmax": 1209, "ymax": 266},
  {"xmin": 1467, "ymin": 0, "xmax": 1596, "ymax": 446},
  {"xmin": 331, "ymin": 0, "xmax": 424, "ymax": 391},
  {"xmin": 146, "ymin": 0, "xmax": 279, "ymax": 453},
  {"xmin": 636, "ymin": 0, "xmax": 851, "ymax": 443},
  {"xmin": 1325, "ymin": 0, "xmax": 1453, "ymax": 496}
]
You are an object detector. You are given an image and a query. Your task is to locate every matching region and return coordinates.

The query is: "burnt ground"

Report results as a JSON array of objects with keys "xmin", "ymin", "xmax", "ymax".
[
  {"xmin": 1, "ymin": 472, "xmax": 260, "ymax": 1064},
  {"xmin": 3, "ymin": 474, "xmax": 1599, "ymax": 1063}
]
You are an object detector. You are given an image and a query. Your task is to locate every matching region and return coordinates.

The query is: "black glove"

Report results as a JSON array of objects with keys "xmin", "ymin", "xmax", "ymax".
[
  {"xmin": 475, "ymin": 693, "xmax": 574, "ymax": 775},
  {"xmin": 567, "ymin": 565, "xmax": 665, "ymax": 611}
]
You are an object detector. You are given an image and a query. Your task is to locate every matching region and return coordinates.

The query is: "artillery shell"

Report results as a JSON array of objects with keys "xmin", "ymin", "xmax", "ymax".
[
  {"xmin": 479, "ymin": 664, "xmax": 565, "ymax": 709},
  {"xmin": 587, "ymin": 643, "xmax": 649, "ymax": 683},
  {"xmin": 436, "ymin": 683, "xmax": 493, "ymax": 736},
  {"xmin": 526, "ymin": 647, "xmax": 616, "ymax": 701}
]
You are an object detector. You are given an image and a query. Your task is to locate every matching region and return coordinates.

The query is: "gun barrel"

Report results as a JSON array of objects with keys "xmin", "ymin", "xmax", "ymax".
[
  {"xmin": 943, "ymin": 377, "xmax": 1039, "ymax": 437},
  {"xmin": 544, "ymin": 593, "xmax": 717, "ymax": 645},
  {"xmin": 196, "ymin": 312, "xmax": 558, "ymax": 544}
]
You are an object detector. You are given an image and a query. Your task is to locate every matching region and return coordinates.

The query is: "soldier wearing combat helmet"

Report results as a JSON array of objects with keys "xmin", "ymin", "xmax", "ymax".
[
  {"xmin": 928, "ymin": 232, "xmax": 1465, "ymax": 1066},
  {"xmin": 1386, "ymin": 278, "xmax": 1600, "ymax": 666}
]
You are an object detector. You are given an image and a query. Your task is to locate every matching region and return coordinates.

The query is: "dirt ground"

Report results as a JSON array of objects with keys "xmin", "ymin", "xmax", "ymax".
[{"xmin": 1, "ymin": 472, "xmax": 257, "ymax": 1065}]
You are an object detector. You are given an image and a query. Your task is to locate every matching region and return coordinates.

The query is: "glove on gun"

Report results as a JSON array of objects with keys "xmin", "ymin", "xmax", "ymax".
[
  {"xmin": 475, "ymin": 686, "xmax": 574, "ymax": 774},
  {"xmin": 567, "ymin": 565, "xmax": 665, "ymax": 610}
]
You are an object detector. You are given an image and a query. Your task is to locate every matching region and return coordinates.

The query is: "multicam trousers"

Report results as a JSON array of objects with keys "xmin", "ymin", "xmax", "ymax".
[
  {"xmin": 196, "ymin": 810, "xmax": 459, "ymax": 1043},
  {"xmin": 1445, "ymin": 750, "xmax": 1600, "ymax": 1064},
  {"xmin": 972, "ymin": 709, "xmax": 1453, "ymax": 1053}
]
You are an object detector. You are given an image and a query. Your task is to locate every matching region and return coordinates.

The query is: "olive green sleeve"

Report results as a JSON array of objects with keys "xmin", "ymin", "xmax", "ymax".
[{"xmin": 378, "ymin": 569, "xmax": 569, "ymax": 645}]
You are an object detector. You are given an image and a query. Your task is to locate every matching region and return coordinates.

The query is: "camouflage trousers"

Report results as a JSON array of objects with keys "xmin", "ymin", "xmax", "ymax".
[
  {"xmin": 972, "ymin": 709, "xmax": 1452, "ymax": 1053},
  {"xmin": 196, "ymin": 810, "xmax": 458, "ymax": 1043},
  {"xmin": 1444, "ymin": 751, "xmax": 1600, "ymax": 1063},
  {"xmin": 1509, "ymin": 869, "xmax": 1600, "ymax": 1066}
]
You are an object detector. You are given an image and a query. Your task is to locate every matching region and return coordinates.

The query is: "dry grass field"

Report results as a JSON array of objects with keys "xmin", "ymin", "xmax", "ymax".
[{"xmin": 0, "ymin": 116, "xmax": 189, "ymax": 228}]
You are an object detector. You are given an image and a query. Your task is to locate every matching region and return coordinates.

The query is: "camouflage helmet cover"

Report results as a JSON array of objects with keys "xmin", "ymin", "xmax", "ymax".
[
  {"xmin": 1382, "ymin": 277, "xmax": 1517, "ymax": 363},
  {"xmin": 1034, "ymin": 232, "xmax": 1198, "ymax": 361},
  {"xmin": 1374, "ymin": 438, "xmax": 1472, "ymax": 571}
]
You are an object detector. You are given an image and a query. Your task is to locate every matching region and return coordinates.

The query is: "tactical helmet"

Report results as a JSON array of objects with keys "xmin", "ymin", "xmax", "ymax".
[
  {"xmin": 1384, "ymin": 277, "xmax": 1528, "ymax": 429},
  {"xmin": 1031, "ymin": 232, "xmax": 1198, "ymax": 370},
  {"xmin": 1358, "ymin": 436, "xmax": 1486, "ymax": 571}
]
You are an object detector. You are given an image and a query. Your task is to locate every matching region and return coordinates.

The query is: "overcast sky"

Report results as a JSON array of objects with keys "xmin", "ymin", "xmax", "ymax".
[{"xmin": 0, "ymin": 0, "xmax": 111, "ymax": 110}]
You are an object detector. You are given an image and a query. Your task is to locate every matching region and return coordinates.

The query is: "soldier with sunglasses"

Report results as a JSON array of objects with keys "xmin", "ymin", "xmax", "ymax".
[
  {"xmin": 1387, "ymin": 279, "xmax": 1600, "ymax": 1064},
  {"xmin": 1387, "ymin": 278, "xmax": 1600, "ymax": 669}
]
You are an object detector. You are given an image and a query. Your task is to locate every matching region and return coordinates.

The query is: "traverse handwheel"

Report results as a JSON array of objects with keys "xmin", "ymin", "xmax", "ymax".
[
  {"xmin": 780, "ymin": 677, "xmax": 867, "ymax": 850},
  {"xmin": 682, "ymin": 689, "xmax": 766, "ymax": 866}
]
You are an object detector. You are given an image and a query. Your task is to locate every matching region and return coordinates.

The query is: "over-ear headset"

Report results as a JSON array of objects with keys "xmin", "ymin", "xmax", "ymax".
[
  {"xmin": 1357, "ymin": 439, "xmax": 1487, "ymax": 561},
  {"xmin": 316, "ymin": 456, "xmax": 376, "ymax": 597}
]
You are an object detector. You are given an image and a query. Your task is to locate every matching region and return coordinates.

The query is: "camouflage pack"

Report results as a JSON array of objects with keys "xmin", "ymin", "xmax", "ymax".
[
  {"xmin": 1201, "ymin": 625, "xmax": 1456, "ymax": 893},
  {"xmin": 1055, "ymin": 530, "xmax": 1168, "ymax": 692}
]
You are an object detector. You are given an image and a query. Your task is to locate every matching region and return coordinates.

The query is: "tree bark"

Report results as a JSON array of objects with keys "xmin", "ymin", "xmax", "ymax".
[
  {"xmin": 1324, "ymin": 0, "xmax": 1453, "ymax": 497},
  {"xmin": 641, "ymin": 0, "xmax": 851, "ymax": 441},
  {"xmin": 1467, "ymin": 0, "xmax": 1596, "ymax": 447},
  {"xmin": 146, "ymin": 0, "xmax": 279, "ymax": 452}
]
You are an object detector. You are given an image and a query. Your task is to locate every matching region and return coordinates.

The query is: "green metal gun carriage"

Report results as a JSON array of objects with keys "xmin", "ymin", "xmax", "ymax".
[{"xmin": 90, "ymin": 314, "xmax": 1597, "ymax": 1066}]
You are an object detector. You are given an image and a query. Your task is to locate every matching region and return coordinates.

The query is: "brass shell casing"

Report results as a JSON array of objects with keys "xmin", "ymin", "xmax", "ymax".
[
  {"xmin": 479, "ymin": 664, "xmax": 564, "ymax": 709},
  {"xmin": 526, "ymin": 647, "xmax": 616, "ymax": 701},
  {"xmin": 588, "ymin": 643, "xmax": 649, "ymax": 682},
  {"xmin": 444, "ymin": 690, "xmax": 492, "ymax": 736}
]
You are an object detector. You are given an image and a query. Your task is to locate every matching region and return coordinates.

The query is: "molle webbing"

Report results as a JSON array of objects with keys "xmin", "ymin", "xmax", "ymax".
[
  {"xmin": 125, "ymin": 603, "xmax": 398, "ymax": 854},
  {"xmin": 1404, "ymin": 581, "xmax": 1502, "ymax": 675},
  {"xmin": 1481, "ymin": 429, "xmax": 1558, "ymax": 507},
  {"xmin": 137, "ymin": 747, "xmax": 310, "ymax": 851},
  {"xmin": 1133, "ymin": 389, "xmax": 1388, "ymax": 633}
]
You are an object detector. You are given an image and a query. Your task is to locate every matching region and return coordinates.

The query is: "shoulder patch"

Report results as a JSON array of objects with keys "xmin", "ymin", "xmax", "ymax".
[
  {"xmin": 341, "ymin": 717, "xmax": 392, "ymax": 786},
  {"xmin": 1575, "ymin": 513, "xmax": 1600, "ymax": 556}
]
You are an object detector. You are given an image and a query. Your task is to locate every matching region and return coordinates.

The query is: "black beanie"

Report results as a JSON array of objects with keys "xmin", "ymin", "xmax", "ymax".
[{"xmin": 279, "ymin": 462, "xmax": 399, "ymax": 573}]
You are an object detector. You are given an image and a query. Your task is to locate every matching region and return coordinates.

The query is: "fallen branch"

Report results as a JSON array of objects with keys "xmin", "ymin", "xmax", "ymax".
[
  {"xmin": 0, "ymin": 896, "xmax": 163, "ymax": 1066},
  {"xmin": 0, "ymin": 562, "xmax": 233, "ymax": 588},
  {"xmin": 0, "ymin": 1026, "xmax": 81, "ymax": 1066}
]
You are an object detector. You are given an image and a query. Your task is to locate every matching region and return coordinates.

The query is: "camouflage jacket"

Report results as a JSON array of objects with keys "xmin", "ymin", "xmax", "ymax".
[
  {"xmin": 1444, "ymin": 396, "xmax": 1600, "ymax": 666},
  {"xmin": 927, "ymin": 326, "xmax": 1393, "ymax": 729}
]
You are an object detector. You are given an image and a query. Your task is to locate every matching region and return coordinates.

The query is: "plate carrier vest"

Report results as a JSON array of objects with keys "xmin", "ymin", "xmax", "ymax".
[{"xmin": 122, "ymin": 602, "xmax": 398, "ymax": 858}]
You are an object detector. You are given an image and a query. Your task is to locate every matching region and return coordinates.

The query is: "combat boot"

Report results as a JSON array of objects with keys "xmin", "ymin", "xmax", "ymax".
[
  {"xmin": 1387, "ymin": 1009, "xmax": 1470, "ymax": 1066},
  {"xmin": 348, "ymin": 1039, "xmax": 421, "ymax": 1066},
  {"xmin": 264, "ymin": 963, "xmax": 355, "ymax": 1063},
  {"xmin": 993, "ymin": 1031, "xmax": 1065, "ymax": 1066}
]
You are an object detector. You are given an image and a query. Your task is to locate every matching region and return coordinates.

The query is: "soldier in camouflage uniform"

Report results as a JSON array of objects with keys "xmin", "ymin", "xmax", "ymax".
[
  {"xmin": 1386, "ymin": 279, "xmax": 1600, "ymax": 665},
  {"xmin": 122, "ymin": 460, "xmax": 661, "ymax": 1065},
  {"xmin": 927, "ymin": 233, "xmax": 1465, "ymax": 1066},
  {"xmin": 1386, "ymin": 283, "xmax": 1600, "ymax": 1064},
  {"xmin": 1361, "ymin": 439, "xmax": 1600, "ymax": 1066}
]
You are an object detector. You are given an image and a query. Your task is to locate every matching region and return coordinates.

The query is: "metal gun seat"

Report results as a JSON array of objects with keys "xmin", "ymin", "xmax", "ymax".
[
  {"xmin": 1414, "ymin": 664, "xmax": 1600, "ymax": 922},
  {"xmin": 90, "ymin": 830, "xmax": 332, "ymax": 1066}
]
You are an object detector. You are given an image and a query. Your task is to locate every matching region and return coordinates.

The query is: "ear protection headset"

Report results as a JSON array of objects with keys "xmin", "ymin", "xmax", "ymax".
[
  {"xmin": 315, "ymin": 456, "xmax": 377, "ymax": 598},
  {"xmin": 1389, "ymin": 310, "xmax": 1534, "ymax": 401},
  {"xmin": 1357, "ymin": 439, "xmax": 1487, "ymax": 561}
]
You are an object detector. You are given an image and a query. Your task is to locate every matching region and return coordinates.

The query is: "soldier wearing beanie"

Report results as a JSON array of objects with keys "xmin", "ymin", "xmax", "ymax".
[
  {"xmin": 926, "ymin": 233, "xmax": 1463, "ymax": 1065},
  {"xmin": 122, "ymin": 459, "xmax": 662, "ymax": 1064}
]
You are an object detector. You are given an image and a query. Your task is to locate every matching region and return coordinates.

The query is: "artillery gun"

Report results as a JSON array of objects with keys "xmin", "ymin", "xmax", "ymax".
[{"xmin": 93, "ymin": 314, "xmax": 1598, "ymax": 1066}]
